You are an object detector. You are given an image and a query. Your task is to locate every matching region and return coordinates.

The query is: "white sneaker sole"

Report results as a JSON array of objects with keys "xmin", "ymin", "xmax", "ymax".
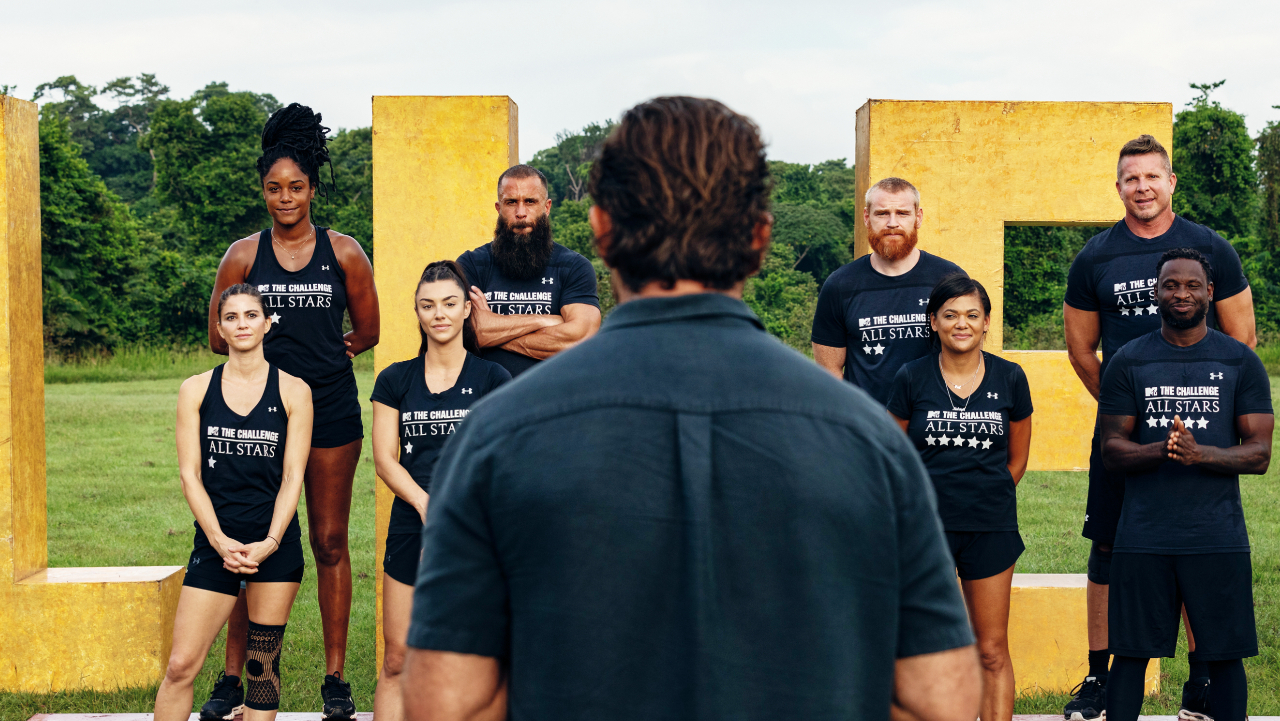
[
  {"xmin": 1067, "ymin": 711, "xmax": 1106, "ymax": 721},
  {"xmin": 1178, "ymin": 710, "xmax": 1213, "ymax": 721}
]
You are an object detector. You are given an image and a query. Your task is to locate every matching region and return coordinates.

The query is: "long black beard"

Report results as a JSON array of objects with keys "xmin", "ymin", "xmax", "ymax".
[
  {"xmin": 1159, "ymin": 301, "xmax": 1208, "ymax": 330},
  {"xmin": 492, "ymin": 214, "xmax": 554, "ymax": 281}
]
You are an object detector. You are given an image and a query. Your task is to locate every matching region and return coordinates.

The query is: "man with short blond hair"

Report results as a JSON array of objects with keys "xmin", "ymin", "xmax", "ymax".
[
  {"xmin": 811, "ymin": 177, "xmax": 965, "ymax": 405},
  {"xmin": 1061, "ymin": 134, "xmax": 1257, "ymax": 721}
]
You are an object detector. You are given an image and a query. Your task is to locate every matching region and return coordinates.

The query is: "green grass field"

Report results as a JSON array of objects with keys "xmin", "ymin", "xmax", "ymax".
[{"xmin": 2, "ymin": 355, "xmax": 1279, "ymax": 719}]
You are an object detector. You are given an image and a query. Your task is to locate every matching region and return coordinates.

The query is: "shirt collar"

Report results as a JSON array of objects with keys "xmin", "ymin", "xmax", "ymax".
[{"xmin": 601, "ymin": 293, "xmax": 765, "ymax": 332}]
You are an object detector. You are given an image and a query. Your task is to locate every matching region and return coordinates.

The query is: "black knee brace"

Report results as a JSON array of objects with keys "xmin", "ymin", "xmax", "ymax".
[{"xmin": 245, "ymin": 621, "xmax": 287, "ymax": 711}]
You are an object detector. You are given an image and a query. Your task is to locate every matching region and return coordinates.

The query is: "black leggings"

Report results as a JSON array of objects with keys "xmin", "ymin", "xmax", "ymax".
[{"xmin": 1107, "ymin": 656, "xmax": 1247, "ymax": 721}]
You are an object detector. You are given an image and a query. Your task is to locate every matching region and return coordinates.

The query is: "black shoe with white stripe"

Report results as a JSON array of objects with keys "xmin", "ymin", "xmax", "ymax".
[
  {"xmin": 1064, "ymin": 675, "xmax": 1107, "ymax": 721},
  {"xmin": 199, "ymin": 671, "xmax": 245, "ymax": 721},
  {"xmin": 1179, "ymin": 677, "xmax": 1213, "ymax": 721},
  {"xmin": 322, "ymin": 672, "xmax": 356, "ymax": 721}
]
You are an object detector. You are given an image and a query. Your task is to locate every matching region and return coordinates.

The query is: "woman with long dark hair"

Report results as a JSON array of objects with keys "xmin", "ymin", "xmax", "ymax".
[
  {"xmin": 156, "ymin": 284, "xmax": 312, "ymax": 721},
  {"xmin": 887, "ymin": 272, "xmax": 1034, "ymax": 721},
  {"xmin": 369, "ymin": 260, "xmax": 510, "ymax": 721},
  {"xmin": 205, "ymin": 103, "xmax": 378, "ymax": 720}
]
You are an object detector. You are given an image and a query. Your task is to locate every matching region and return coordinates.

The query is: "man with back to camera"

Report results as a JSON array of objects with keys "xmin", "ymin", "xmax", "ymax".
[
  {"xmin": 456, "ymin": 164, "xmax": 601, "ymax": 378},
  {"xmin": 399, "ymin": 96, "xmax": 981, "ymax": 721},
  {"xmin": 811, "ymin": 177, "xmax": 964, "ymax": 405},
  {"xmin": 1098, "ymin": 247, "xmax": 1271, "ymax": 721},
  {"xmin": 1062, "ymin": 135, "xmax": 1257, "ymax": 721}
]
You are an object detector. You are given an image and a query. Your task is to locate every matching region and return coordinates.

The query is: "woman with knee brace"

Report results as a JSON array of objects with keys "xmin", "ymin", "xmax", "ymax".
[
  {"xmin": 888, "ymin": 273, "xmax": 1034, "ymax": 721},
  {"xmin": 370, "ymin": 261, "xmax": 510, "ymax": 721},
  {"xmin": 206, "ymin": 103, "xmax": 378, "ymax": 719},
  {"xmin": 155, "ymin": 283, "xmax": 313, "ymax": 721}
]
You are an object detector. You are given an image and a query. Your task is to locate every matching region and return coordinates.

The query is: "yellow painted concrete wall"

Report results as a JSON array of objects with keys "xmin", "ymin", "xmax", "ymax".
[
  {"xmin": 855, "ymin": 100, "xmax": 1172, "ymax": 470},
  {"xmin": 371, "ymin": 96, "xmax": 519, "ymax": 668},
  {"xmin": 1010, "ymin": 575, "xmax": 1158, "ymax": 695},
  {"xmin": 0, "ymin": 95, "xmax": 185, "ymax": 693}
]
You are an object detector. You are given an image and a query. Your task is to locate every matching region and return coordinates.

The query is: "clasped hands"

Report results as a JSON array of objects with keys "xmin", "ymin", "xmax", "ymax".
[
  {"xmin": 1165, "ymin": 415, "xmax": 1203, "ymax": 466},
  {"xmin": 217, "ymin": 536, "xmax": 278, "ymax": 574}
]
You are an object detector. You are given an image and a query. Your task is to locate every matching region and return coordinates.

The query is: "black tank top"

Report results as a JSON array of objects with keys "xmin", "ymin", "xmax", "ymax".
[
  {"xmin": 246, "ymin": 226, "xmax": 352, "ymax": 384},
  {"xmin": 196, "ymin": 364, "xmax": 301, "ymax": 547}
]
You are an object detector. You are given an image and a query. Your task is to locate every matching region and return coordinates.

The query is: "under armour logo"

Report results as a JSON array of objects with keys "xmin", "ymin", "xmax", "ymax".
[
  {"xmin": 322, "ymin": 265, "xmax": 330, "ymax": 271},
  {"xmin": 192, "ymin": 556, "xmax": 201, "ymax": 565},
  {"xmin": 919, "ymin": 298, "xmax": 927, "ymax": 306},
  {"xmin": 542, "ymin": 277, "xmax": 554, "ymax": 284},
  {"xmin": 269, "ymin": 407, "xmax": 277, "ymax": 412},
  {"xmin": 1210, "ymin": 372, "xmax": 1223, "ymax": 380},
  {"xmin": 461, "ymin": 388, "xmax": 473, "ymax": 394},
  {"xmin": 987, "ymin": 392, "xmax": 998, "ymax": 399}
]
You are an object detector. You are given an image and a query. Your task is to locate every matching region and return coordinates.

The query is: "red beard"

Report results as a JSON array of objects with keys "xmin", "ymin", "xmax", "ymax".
[{"xmin": 868, "ymin": 225, "xmax": 919, "ymax": 262}]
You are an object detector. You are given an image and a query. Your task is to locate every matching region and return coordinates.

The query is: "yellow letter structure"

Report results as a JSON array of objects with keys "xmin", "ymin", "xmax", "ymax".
[
  {"xmin": 371, "ymin": 96, "xmax": 519, "ymax": 667},
  {"xmin": 855, "ymin": 100, "xmax": 1172, "ymax": 471},
  {"xmin": 856, "ymin": 100, "xmax": 1170, "ymax": 694},
  {"xmin": 0, "ymin": 96, "xmax": 185, "ymax": 692}
]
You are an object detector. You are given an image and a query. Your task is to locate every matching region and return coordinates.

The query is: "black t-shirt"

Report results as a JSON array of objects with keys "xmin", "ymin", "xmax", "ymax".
[
  {"xmin": 1099, "ymin": 329, "xmax": 1272, "ymax": 554},
  {"xmin": 811, "ymin": 251, "xmax": 964, "ymax": 406},
  {"xmin": 371, "ymin": 352, "xmax": 511, "ymax": 535},
  {"xmin": 1065, "ymin": 216, "xmax": 1249, "ymax": 376},
  {"xmin": 456, "ymin": 242, "xmax": 599, "ymax": 378},
  {"xmin": 888, "ymin": 352, "xmax": 1034, "ymax": 532}
]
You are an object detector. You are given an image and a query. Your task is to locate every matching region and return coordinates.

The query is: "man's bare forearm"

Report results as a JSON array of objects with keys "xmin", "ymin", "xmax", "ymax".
[
  {"xmin": 1068, "ymin": 350, "xmax": 1101, "ymax": 401},
  {"xmin": 1102, "ymin": 438, "xmax": 1166, "ymax": 474},
  {"xmin": 1192, "ymin": 441, "xmax": 1271, "ymax": 475},
  {"xmin": 473, "ymin": 312, "xmax": 562, "ymax": 348},
  {"xmin": 499, "ymin": 319, "xmax": 593, "ymax": 360}
]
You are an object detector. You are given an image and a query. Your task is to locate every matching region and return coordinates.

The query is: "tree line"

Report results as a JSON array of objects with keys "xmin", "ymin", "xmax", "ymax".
[{"xmin": 12, "ymin": 75, "xmax": 1280, "ymax": 356}]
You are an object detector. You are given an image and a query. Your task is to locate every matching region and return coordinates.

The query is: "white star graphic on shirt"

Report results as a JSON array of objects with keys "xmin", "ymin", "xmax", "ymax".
[
  {"xmin": 926, "ymin": 435, "xmax": 937, "ymax": 446},
  {"xmin": 208, "ymin": 457, "xmax": 216, "ymax": 468},
  {"xmin": 404, "ymin": 441, "xmax": 413, "ymax": 454},
  {"xmin": 1158, "ymin": 416, "xmax": 1171, "ymax": 427},
  {"xmin": 1121, "ymin": 307, "xmax": 1131, "ymax": 316},
  {"xmin": 269, "ymin": 313, "xmax": 281, "ymax": 324},
  {"xmin": 873, "ymin": 344, "xmax": 885, "ymax": 355},
  {"xmin": 967, "ymin": 436, "xmax": 980, "ymax": 448},
  {"xmin": 981, "ymin": 438, "xmax": 993, "ymax": 450},
  {"xmin": 1147, "ymin": 305, "xmax": 1158, "ymax": 315},
  {"xmin": 1147, "ymin": 416, "xmax": 1159, "ymax": 428},
  {"xmin": 1196, "ymin": 417, "xmax": 1210, "ymax": 429},
  {"xmin": 863, "ymin": 345, "xmax": 873, "ymax": 355}
]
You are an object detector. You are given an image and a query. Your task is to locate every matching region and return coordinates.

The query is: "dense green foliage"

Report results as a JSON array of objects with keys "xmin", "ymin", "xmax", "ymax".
[{"xmin": 1172, "ymin": 81, "xmax": 1259, "ymax": 238}]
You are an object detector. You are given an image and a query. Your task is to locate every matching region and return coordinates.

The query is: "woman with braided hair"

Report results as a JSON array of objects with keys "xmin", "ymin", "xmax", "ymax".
[{"xmin": 204, "ymin": 103, "xmax": 377, "ymax": 720}]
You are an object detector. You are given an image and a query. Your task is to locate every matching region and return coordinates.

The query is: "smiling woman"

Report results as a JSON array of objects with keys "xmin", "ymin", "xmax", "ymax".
[{"xmin": 205, "ymin": 103, "xmax": 380, "ymax": 720}]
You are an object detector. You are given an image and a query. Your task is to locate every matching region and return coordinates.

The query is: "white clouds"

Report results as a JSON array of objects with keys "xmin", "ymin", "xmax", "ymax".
[{"xmin": 2, "ymin": 0, "xmax": 1277, "ymax": 164}]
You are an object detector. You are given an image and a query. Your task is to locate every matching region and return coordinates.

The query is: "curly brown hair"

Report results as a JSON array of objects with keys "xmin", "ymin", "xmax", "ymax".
[{"xmin": 588, "ymin": 96, "xmax": 772, "ymax": 292}]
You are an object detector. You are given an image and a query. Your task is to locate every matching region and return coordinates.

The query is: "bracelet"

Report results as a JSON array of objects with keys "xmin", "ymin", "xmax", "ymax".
[{"xmin": 267, "ymin": 536, "xmax": 279, "ymax": 548}]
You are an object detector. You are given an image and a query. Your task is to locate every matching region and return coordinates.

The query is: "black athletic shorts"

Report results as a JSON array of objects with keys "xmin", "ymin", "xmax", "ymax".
[
  {"xmin": 183, "ymin": 541, "xmax": 305, "ymax": 596},
  {"xmin": 945, "ymin": 530, "xmax": 1024, "ymax": 580},
  {"xmin": 1083, "ymin": 422, "xmax": 1125, "ymax": 544},
  {"xmin": 308, "ymin": 370, "xmax": 364, "ymax": 449},
  {"xmin": 384, "ymin": 532, "xmax": 422, "ymax": 587},
  {"xmin": 1087, "ymin": 540, "xmax": 1113, "ymax": 585},
  {"xmin": 1110, "ymin": 552, "xmax": 1257, "ymax": 661}
]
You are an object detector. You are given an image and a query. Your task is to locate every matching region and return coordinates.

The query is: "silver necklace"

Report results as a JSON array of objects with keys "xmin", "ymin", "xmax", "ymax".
[
  {"xmin": 938, "ymin": 354, "xmax": 983, "ymax": 412},
  {"xmin": 273, "ymin": 225, "xmax": 315, "ymax": 260}
]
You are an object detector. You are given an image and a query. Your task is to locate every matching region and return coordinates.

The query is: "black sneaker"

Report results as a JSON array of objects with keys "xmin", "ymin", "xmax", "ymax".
[
  {"xmin": 322, "ymin": 672, "xmax": 356, "ymax": 720},
  {"xmin": 199, "ymin": 671, "xmax": 245, "ymax": 721},
  {"xmin": 1179, "ymin": 677, "xmax": 1213, "ymax": 721},
  {"xmin": 1064, "ymin": 675, "xmax": 1107, "ymax": 721}
]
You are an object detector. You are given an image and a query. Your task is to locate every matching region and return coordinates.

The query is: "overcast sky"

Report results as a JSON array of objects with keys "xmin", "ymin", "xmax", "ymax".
[{"xmin": 4, "ymin": 0, "xmax": 1278, "ymax": 165}]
